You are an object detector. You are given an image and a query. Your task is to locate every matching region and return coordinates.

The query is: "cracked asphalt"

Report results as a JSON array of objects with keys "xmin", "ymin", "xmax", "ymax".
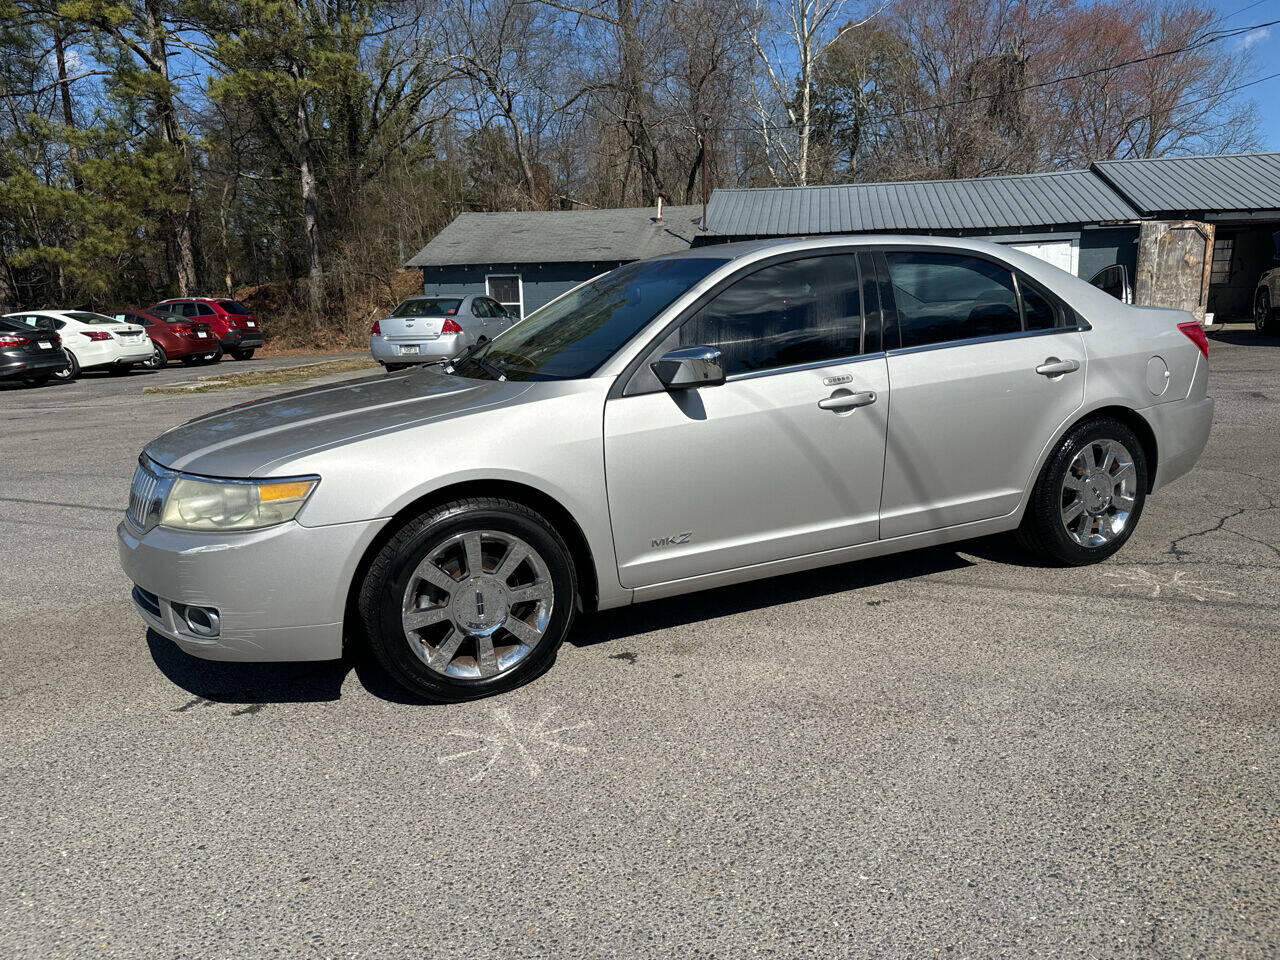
[{"xmin": 1, "ymin": 334, "xmax": 1277, "ymax": 958}]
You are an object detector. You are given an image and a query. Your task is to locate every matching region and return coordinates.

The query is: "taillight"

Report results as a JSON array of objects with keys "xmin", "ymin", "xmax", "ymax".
[
  {"xmin": 1178, "ymin": 321, "xmax": 1209, "ymax": 358},
  {"xmin": 83, "ymin": 330, "xmax": 112, "ymax": 341},
  {"xmin": 0, "ymin": 333, "xmax": 30, "ymax": 347},
  {"xmin": 441, "ymin": 319, "xmax": 463, "ymax": 334},
  {"xmin": 175, "ymin": 324, "xmax": 192, "ymax": 335},
  {"xmin": 371, "ymin": 320, "xmax": 381, "ymax": 335},
  {"xmin": 52, "ymin": 334, "xmax": 61, "ymax": 344}
]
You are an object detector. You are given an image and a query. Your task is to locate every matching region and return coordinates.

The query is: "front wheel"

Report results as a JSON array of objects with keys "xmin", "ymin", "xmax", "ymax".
[
  {"xmin": 145, "ymin": 343, "xmax": 167, "ymax": 369},
  {"xmin": 1017, "ymin": 417, "xmax": 1148, "ymax": 565},
  {"xmin": 357, "ymin": 498, "xmax": 578, "ymax": 701},
  {"xmin": 53, "ymin": 352, "xmax": 79, "ymax": 381},
  {"xmin": 1256, "ymin": 289, "xmax": 1274, "ymax": 335}
]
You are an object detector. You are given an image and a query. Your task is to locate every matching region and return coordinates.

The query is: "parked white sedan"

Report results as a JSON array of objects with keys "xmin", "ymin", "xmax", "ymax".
[{"xmin": 3, "ymin": 309, "xmax": 153, "ymax": 380}]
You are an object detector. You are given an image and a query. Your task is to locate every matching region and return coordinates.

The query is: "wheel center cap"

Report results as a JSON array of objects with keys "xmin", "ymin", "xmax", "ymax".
[
  {"xmin": 451, "ymin": 576, "xmax": 510, "ymax": 634},
  {"xmin": 1082, "ymin": 474, "xmax": 1110, "ymax": 512}
]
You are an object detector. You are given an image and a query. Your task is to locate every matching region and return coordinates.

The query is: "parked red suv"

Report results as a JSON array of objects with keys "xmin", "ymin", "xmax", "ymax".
[
  {"xmin": 113, "ymin": 309, "xmax": 218, "ymax": 368},
  {"xmin": 149, "ymin": 298, "xmax": 264, "ymax": 361}
]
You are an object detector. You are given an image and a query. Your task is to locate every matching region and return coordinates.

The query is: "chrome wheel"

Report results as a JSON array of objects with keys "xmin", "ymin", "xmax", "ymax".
[
  {"xmin": 1060, "ymin": 438, "xmax": 1138, "ymax": 547},
  {"xmin": 401, "ymin": 529, "xmax": 554, "ymax": 679}
]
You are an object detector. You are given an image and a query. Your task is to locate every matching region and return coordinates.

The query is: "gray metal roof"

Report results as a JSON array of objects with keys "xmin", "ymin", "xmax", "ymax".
[
  {"xmin": 1091, "ymin": 152, "xmax": 1280, "ymax": 215},
  {"xmin": 703, "ymin": 169, "xmax": 1139, "ymax": 237},
  {"xmin": 406, "ymin": 205, "xmax": 702, "ymax": 267}
]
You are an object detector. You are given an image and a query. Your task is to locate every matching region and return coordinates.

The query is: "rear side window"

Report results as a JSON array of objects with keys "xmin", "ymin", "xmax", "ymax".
[
  {"xmin": 885, "ymin": 252, "xmax": 1021, "ymax": 348},
  {"xmin": 471, "ymin": 299, "xmax": 491, "ymax": 318},
  {"xmin": 219, "ymin": 300, "xmax": 251, "ymax": 315},
  {"xmin": 196, "ymin": 303, "xmax": 216, "ymax": 316},
  {"xmin": 1021, "ymin": 281, "xmax": 1065, "ymax": 330},
  {"xmin": 680, "ymin": 254, "xmax": 863, "ymax": 376}
]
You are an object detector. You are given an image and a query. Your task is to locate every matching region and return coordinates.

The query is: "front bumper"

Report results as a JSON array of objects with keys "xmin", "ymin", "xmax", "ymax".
[
  {"xmin": 370, "ymin": 333, "xmax": 466, "ymax": 363},
  {"xmin": 219, "ymin": 328, "xmax": 264, "ymax": 351},
  {"xmin": 118, "ymin": 516, "xmax": 388, "ymax": 661}
]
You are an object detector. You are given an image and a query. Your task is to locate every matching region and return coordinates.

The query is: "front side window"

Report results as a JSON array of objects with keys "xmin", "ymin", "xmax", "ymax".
[
  {"xmin": 885, "ymin": 252, "xmax": 1021, "ymax": 348},
  {"xmin": 453, "ymin": 256, "xmax": 728, "ymax": 382},
  {"xmin": 680, "ymin": 254, "xmax": 863, "ymax": 376}
]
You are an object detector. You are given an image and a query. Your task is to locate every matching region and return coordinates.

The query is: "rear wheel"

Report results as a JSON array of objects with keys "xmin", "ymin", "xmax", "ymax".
[
  {"xmin": 22, "ymin": 373, "xmax": 51, "ymax": 387},
  {"xmin": 1255, "ymin": 288, "xmax": 1274, "ymax": 335},
  {"xmin": 108, "ymin": 362, "xmax": 136, "ymax": 375},
  {"xmin": 183, "ymin": 349, "xmax": 221, "ymax": 366},
  {"xmin": 1017, "ymin": 417, "xmax": 1148, "ymax": 565},
  {"xmin": 52, "ymin": 352, "xmax": 79, "ymax": 381},
  {"xmin": 144, "ymin": 343, "xmax": 167, "ymax": 369},
  {"xmin": 357, "ymin": 498, "xmax": 577, "ymax": 701},
  {"xmin": 383, "ymin": 362, "xmax": 410, "ymax": 372},
  {"xmin": 230, "ymin": 348, "xmax": 256, "ymax": 361}
]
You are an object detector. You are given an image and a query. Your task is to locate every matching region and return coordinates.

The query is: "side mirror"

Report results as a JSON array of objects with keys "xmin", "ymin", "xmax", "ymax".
[{"xmin": 651, "ymin": 345, "xmax": 725, "ymax": 389}]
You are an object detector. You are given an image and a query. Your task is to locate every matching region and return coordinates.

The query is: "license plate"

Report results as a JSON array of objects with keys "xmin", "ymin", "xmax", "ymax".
[
  {"xmin": 399, "ymin": 345, "xmax": 419, "ymax": 355},
  {"xmin": 196, "ymin": 331, "xmax": 207, "ymax": 338},
  {"xmin": 38, "ymin": 341, "xmax": 52, "ymax": 350},
  {"xmin": 246, "ymin": 321, "xmax": 256, "ymax": 328}
]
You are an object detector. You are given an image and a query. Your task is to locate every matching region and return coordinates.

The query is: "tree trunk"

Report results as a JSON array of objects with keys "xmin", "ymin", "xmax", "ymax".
[
  {"xmin": 293, "ymin": 65, "xmax": 326, "ymax": 321},
  {"xmin": 52, "ymin": 24, "xmax": 81, "ymax": 187},
  {"xmin": 143, "ymin": 0, "xmax": 197, "ymax": 295},
  {"xmin": 616, "ymin": 0, "xmax": 663, "ymax": 204}
]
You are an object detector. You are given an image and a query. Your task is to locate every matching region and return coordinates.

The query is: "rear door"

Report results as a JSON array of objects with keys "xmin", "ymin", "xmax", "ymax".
[
  {"xmin": 604, "ymin": 251, "xmax": 889, "ymax": 587},
  {"xmin": 877, "ymin": 248, "xmax": 1086, "ymax": 539}
]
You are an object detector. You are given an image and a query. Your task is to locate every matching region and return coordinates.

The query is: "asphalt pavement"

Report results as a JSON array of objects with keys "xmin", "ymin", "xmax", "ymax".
[{"xmin": 1, "ymin": 336, "xmax": 1277, "ymax": 958}]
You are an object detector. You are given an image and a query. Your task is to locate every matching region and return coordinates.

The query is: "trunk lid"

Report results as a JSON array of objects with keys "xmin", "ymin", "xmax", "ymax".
[{"xmin": 380, "ymin": 316, "xmax": 444, "ymax": 340}]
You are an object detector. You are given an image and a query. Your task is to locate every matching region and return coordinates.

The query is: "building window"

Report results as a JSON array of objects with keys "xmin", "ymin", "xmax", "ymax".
[
  {"xmin": 1210, "ymin": 237, "xmax": 1233, "ymax": 285},
  {"xmin": 486, "ymin": 274, "xmax": 523, "ymax": 318}
]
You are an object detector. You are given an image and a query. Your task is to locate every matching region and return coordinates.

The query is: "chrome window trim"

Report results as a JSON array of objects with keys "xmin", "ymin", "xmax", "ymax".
[
  {"xmin": 885, "ymin": 322, "xmax": 1092, "ymax": 359},
  {"xmin": 726, "ymin": 351, "xmax": 887, "ymax": 383}
]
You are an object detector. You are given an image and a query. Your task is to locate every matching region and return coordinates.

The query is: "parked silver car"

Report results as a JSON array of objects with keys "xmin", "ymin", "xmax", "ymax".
[
  {"xmin": 120, "ymin": 236, "xmax": 1213, "ymax": 701},
  {"xmin": 370, "ymin": 294, "xmax": 516, "ymax": 370}
]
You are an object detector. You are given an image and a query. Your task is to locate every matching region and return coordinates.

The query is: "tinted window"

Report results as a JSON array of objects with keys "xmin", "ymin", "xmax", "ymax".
[
  {"xmin": 391, "ymin": 298, "xmax": 462, "ymax": 318},
  {"xmin": 680, "ymin": 255, "xmax": 862, "ymax": 376},
  {"xmin": 67, "ymin": 312, "xmax": 120, "ymax": 325},
  {"xmin": 1089, "ymin": 264, "xmax": 1129, "ymax": 302},
  {"xmin": 196, "ymin": 303, "xmax": 216, "ymax": 316},
  {"xmin": 453, "ymin": 256, "xmax": 728, "ymax": 382},
  {"xmin": 178, "ymin": 303, "xmax": 198, "ymax": 317},
  {"xmin": 220, "ymin": 300, "xmax": 251, "ymax": 315},
  {"xmin": 1021, "ymin": 281, "xmax": 1063, "ymax": 330},
  {"xmin": 473, "ymin": 299, "xmax": 492, "ymax": 318},
  {"xmin": 885, "ymin": 252, "xmax": 1020, "ymax": 348}
]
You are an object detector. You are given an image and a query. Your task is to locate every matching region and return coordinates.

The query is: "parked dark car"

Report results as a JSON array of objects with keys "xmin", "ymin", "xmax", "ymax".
[
  {"xmin": 0, "ymin": 316, "xmax": 70, "ymax": 386},
  {"xmin": 149, "ymin": 298, "xmax": 264, "ymax": 361},
  {"xmin": 113, "ymin": 309, "xmax": 217, "ymax": 368}
]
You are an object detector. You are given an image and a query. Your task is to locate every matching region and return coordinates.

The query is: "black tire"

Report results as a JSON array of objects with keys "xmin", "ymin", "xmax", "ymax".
[
  {"xmin": 230, "ymin": 348, "xmax": 256, "ymax": 361},
  {"xmin": 383, "ymin": 362, "xmax": 410, "ymax": 372},
  {"xmin": 145, "ymin": 343, "xmax": 167, "ymax": 369},
  {"xmin": 22, "ymin": 373, "xmax": 51, "ymax": 387},
  {"xmin": 1017, "ymin": 417, "xmax": 1148, "ymax": 565},
  {"xmin": 1255, "ymin": 288, "xmax": 1274, "ymax": 335},
  {"xmin": 52, "ymin": 352, "xmax": 79, "ymax": 381},
  {"xmin": 357, "ymin": 498, "xmax": 578, "ymax": 702},
  {"xmin": 183, "ymin": 349, "xmax": 221, "ymax": 366},
  {"xmin": 108, "ymin": 362, "xmax": 135, "ymax": 375}
]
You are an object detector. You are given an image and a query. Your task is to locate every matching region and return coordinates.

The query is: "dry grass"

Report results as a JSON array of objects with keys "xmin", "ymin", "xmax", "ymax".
[{"xmin": 146, "ymin": 357, "xmax": 378, "ymax": 394}]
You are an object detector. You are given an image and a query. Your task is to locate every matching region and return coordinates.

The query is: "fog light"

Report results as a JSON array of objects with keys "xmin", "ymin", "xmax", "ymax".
[{"xmin": 179, "ymin": 604, "xmax": 221, "ymax": 638}]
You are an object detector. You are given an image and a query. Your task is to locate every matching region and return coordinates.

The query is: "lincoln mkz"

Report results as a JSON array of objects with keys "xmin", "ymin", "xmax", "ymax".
[{"xmin": 118, "ymin": 236, "xmax": 1213, "ymax": 700}]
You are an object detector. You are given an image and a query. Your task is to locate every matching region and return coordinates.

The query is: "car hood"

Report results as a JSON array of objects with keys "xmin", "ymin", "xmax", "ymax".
[{"xmin": 144, "ymin": 367, "xmax": 533, "ymax": 477}]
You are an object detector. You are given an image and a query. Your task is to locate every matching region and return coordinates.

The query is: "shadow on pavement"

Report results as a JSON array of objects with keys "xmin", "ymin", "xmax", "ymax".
[{"xmin": 148, "ymin": 544, "xmax": 984, "ymax": 706}]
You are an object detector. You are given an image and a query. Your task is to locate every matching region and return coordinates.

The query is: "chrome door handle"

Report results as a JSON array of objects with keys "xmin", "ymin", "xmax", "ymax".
[
  {"xmin": 1035, "ymin": 357, "xmax": 1080, "ymax": 377},
  {"xmin": 818, "ymin": 390, "xmax": 877, "ymax": 411}
]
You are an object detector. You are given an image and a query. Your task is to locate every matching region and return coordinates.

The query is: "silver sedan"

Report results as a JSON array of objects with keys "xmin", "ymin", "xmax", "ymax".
[
  {"xmin": 369, "ymin": 293, "xmax": 516, "ymax": 370},
  {"xmin": 119, "ymin": 236, "xmax": 1213, "ymax": 701}
]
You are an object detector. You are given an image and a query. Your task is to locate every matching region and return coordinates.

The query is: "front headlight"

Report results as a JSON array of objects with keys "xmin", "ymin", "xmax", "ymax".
[{"xmin": 160, "ymin": 475, "xmax": 318, "ymax": 531}]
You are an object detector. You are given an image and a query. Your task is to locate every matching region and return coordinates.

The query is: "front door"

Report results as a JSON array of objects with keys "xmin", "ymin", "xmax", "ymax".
[
  {"xmin": 604, "ymin": 252, "xmax": 890, "ymax": 588},
  {"xmin": 877, "ymin": 249, "xmax": 1087, "ymax": 539}
]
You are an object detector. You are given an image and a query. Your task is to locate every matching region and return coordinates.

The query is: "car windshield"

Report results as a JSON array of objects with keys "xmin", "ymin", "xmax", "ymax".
[
  {"xmin": 391, "ymin": 298, "xmax": 462, "ymax": 318},
  {"xmin": 67, "ymin": 312, "xmax": 120, "ymax": 324},
  {"xmin": 451, "ymin": 257, "xmax": 729, "ymax": 382},
  {"xmin": 220, "ymin": 300, "xmax": 252, "ymax": 315}
]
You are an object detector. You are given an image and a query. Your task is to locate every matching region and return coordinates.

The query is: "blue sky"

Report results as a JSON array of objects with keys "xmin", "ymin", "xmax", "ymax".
[{"xmin": 1212, "ymin": 0, "xmax": 1280, "ymax": 148}]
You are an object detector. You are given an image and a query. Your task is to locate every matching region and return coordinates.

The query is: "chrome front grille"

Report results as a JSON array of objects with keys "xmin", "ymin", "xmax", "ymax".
[{"xmin": 125, "ymin": 459, "xmax": 172, "ymax": 533}]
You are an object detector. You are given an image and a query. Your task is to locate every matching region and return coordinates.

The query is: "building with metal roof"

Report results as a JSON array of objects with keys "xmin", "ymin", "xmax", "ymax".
[
  {"xmin": 1092, "ymin": 152, "xmax": 1280, "ymax": 217},
  {"xmin": 407, "ymin": 205, "xmax": 701, "ymax": 317}
]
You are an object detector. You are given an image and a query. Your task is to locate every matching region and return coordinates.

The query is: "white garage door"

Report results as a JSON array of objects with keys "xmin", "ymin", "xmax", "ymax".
[{"xmin": 1005, "ymin": 239, "xmax": 1079, "ymax": 276}]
